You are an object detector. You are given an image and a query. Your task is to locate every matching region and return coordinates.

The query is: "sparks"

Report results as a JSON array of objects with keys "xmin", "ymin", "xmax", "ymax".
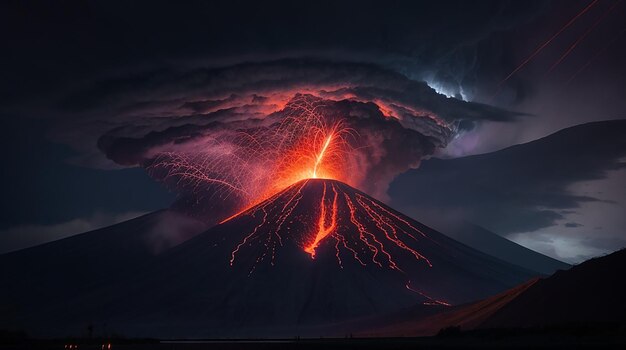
[
  {"xmin": 143, "ymin": 91, "xmax": 453, "ymax": 229},
  {"xmin": 149, "ymin": 95, "xmax": 358, "ymax": 224}
]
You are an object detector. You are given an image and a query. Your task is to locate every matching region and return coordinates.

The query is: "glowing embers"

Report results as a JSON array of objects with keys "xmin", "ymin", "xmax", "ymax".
[{"xmin": 228, "ymin": 179, "xmax": 433, "ymax": 274}]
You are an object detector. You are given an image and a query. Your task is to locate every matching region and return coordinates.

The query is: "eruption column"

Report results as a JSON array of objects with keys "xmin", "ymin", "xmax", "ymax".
[{"xmin": 312, "ymin": 134, "xmax": 333, "ymax": 178}]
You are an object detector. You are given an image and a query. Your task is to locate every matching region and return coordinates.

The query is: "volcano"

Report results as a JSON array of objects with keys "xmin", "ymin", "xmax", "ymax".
[{"xmin": 0, "ymin": 179, "xmax": 536, "ymax": 338}]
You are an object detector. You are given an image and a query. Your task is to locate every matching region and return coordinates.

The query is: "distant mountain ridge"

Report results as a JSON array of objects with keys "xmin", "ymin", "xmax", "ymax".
[
  {"xmin": 390, "ymin": 119, "xmax": 626, "ymax": 255},
  {"xmin": 422, "ymin": 220, "xmax": 570, "ymax": 275}
]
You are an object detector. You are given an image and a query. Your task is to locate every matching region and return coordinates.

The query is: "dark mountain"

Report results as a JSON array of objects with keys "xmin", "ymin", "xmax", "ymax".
[
  {"xmin": 0, "ymin": 179, "xmax": 536, "ymax": 338},
  {"xmin": 360, "ymin": 278, "xmax": 540, "ymax": 337},
  {"xmin": 366, "ymin": 248, "xmax": 626, "ymax": 336},
  {"xmin": 423, "ymin": 220, "xmax": 570, "ymax": 275},
  {"xmin": 0, "ymin": 210, "xmax": 206, "ymax": 331},
  {"xmin": 481, "ymin": 248, "xmax": 626, "ymax": 328},
  {"xmin": 390, "ymin": 119, "xmax": 626, "ymax": 236}
]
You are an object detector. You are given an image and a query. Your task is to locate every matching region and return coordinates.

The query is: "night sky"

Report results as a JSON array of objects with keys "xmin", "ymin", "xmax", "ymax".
[{"xmin": 1, "ymin": 0, "xmax": 625, "ymax": 263}]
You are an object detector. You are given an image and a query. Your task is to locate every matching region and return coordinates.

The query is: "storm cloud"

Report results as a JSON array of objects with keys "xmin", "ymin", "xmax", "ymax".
[{"xmin": 82, "ymin": 60, "xmax": 522, "ymax": 223}]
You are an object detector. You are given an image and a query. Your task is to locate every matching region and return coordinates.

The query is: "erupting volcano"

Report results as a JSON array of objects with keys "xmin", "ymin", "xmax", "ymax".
[
  {"xmin": 0, "ymin": 94, "xmax": 539, "ymax": 338},
  {"xmin": 135, "ymin": 93, "xmax": 448, "ymax": 226},
  {"xmin": 0, "ymin": 177, "xmax": 537, "ymax": 338},
  {"xmin": 0, "ymin": 178, "xmax": 534, "ymax": 338}
]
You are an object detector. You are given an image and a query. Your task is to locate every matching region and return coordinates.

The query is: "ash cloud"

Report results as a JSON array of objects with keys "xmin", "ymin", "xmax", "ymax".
[{"xmin": 76, "ymin": 60, "xmax": 523, "ymax": 224}]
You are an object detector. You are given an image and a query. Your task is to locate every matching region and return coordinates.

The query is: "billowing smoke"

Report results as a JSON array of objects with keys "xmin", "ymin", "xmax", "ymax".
[{"xmin": 91, "ymin": 59, "xmax": 521, "ymax": 224}]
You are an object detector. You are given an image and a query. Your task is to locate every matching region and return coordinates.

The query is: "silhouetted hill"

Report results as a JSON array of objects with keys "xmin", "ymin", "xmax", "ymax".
[
  {"xmin": 365, "ymin": 248, "xmax": 626, "ymax": 336},
  {"xmin": 390, "ymin": 119, "xmax": 626, "ymax": 237},
  {"xmin": 427, "ymin": 220, "xmax": 570, "ymax": 275},
  {"xmin": 481, "ymin": 248, "xmax": 626, "ymax": 328}
]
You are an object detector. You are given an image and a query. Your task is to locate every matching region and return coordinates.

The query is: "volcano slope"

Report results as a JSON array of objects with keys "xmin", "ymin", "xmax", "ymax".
[{"xmin": 0, "ymin": 179, "xmax": 536, "ymax": 338}]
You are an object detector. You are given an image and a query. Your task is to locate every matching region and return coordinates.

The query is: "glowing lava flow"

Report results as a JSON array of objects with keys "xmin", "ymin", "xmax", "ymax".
[
  {"xmin": 304, "ymin": 182, "xmax": 338, "ymax": 258},
  {"xmin": 224, "ymin": 178, "xmax": 448, "ymax": 305},
  {"xmin": 227, "ymin": 180, "xmax": 431, "ymax": 270}
]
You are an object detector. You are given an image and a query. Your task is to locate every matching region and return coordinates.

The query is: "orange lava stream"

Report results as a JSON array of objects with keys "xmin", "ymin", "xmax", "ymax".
[
  {"xmin": 304, "ymin": 182, "xmax": 339, "ymax": 258},
  {"xmin": 356, "ymin": 193, "xmax": 432, "ymax": 267},
  {"xmin": 344, "ymin": 193, "xmax": 383, "ymax": 267}
]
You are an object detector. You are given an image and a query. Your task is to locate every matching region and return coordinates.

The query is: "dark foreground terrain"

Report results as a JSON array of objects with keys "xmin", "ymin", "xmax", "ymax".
[{"xmin": 3, "ymin": 325, "xmax": 626, "ymax": 350}]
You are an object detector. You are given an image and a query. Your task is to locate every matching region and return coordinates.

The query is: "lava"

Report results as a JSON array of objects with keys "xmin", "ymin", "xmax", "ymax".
[
  {"xmin": 224, "ymin": 178, "xmax": 448, "ymax": 305},
  {"xmin": 228, "ymin": 180, "xmax": 431, "ymax": 271},
  {"xmin": 304, "ymin": 182, "xmax": 339, "ymax": 258}
]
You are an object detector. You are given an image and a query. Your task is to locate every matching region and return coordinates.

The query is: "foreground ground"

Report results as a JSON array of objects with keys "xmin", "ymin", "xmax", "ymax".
[{"xmin": 3, "ymin": 326, "xmax": 626, "ymax": 349}]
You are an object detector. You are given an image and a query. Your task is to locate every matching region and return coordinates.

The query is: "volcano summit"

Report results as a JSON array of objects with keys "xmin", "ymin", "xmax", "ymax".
[{"xmin": 0, "ymin": 179, "xmax": 536, "ymax": 338}]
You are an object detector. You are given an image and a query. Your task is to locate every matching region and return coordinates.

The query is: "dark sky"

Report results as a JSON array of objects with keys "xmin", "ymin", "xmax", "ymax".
[{"xmin": 0, "ymin": 0, "xmax": 624, "ymax": 262}]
